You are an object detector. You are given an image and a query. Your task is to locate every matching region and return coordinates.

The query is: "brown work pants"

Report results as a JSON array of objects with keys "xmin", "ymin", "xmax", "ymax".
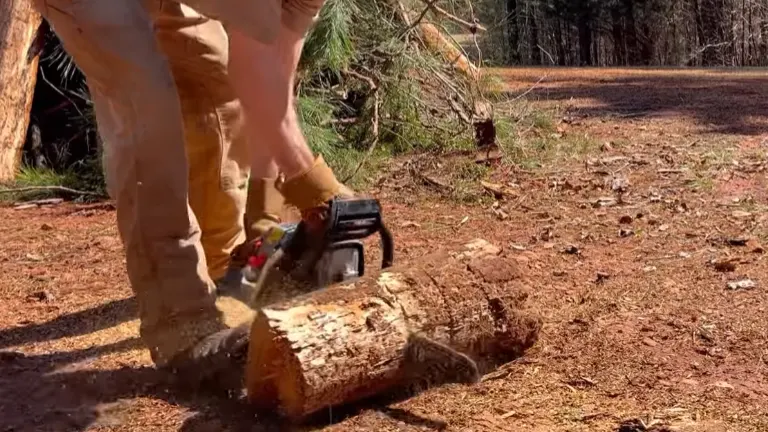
[{"xmin": 33, "ymin": 0, "xmax": 324, "ymax": 366}]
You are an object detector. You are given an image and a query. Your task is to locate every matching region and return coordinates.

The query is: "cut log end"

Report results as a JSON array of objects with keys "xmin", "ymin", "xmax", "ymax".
[{"xmin": 245, "ymin": 238, "xmax": 542, "ymax": 420}]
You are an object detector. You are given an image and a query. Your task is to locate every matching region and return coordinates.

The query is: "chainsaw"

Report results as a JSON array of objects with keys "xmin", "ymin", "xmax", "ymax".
[{"xmin": 236, "ymin": 197, "xmax": 394, "ymax": 309}]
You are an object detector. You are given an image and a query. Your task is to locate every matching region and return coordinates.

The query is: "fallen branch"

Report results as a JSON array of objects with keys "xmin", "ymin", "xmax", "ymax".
[
  {"xmin": 0, "ymin": 185, "xmax": 105, "ymax": 196},
  {"xmin": 342, "ymin": 70, "xmax": 380, "ymax": 183},
  {"xmin": 401, "ymin": 0, "xmax": 437, "ymax": 36},
  {"xmin": 426, "ymin": 2, "xmax": 487, "ymax": 33},
  {"xmin": 389, "ymin": 0, "xmax": 480, "ymax": 80}
]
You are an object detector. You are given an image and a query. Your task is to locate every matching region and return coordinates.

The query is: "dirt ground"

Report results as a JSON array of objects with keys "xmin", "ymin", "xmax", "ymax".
[{"xmin": 2, "ymin": 67, "xmax": 768, "ymax": 432}]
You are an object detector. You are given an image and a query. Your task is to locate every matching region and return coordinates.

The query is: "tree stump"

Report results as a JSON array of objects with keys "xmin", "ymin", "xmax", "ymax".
[
  {"xmin": 245, "ymin": 239, "xmax": 541, "ymax": 420},
  {"xmin": 0, "ymin": 0, "xmax": 42, "ymax": 181}
]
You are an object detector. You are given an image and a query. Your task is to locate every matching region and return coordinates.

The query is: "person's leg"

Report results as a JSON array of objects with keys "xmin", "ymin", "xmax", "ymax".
[
  {"xmin": 34, "ymin": 0, "xmax": 225, "ymax": 367},
  {"xmin": 150, "ymin": 1, "xmax": 288, "ymax": 311},
  {"xmin": 150, "ymin": 0, "xmax": 253, "ymax": 282}
]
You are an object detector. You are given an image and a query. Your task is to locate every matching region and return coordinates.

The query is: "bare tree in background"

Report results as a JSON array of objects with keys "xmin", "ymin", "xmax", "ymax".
[{"xmin": 474, "ymin": 0, "xmax": 768, "ymax": 67}]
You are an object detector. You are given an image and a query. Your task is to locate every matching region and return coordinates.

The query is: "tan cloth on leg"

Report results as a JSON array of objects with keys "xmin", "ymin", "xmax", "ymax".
[
  {"xmin": 245, "ymin": 177, "xmax": 285, "ymax": 240},
  {"xmin": 173, "ymin": 0, "xmax": 327, "ymax": 41},
  {"xmin": 33, "ymin": 0, "xmax": 229, "ymax": 367},
  {"xmin": 151, "ymin": 1, "xmax": 250, "ymax": 281}
]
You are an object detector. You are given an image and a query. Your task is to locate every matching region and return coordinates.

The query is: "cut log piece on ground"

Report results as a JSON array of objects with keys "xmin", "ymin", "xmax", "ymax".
[
  {"xmin": 0, "ymin": 0, "xmax": 43, "ymax": 181},
  {"xmin": 245, "ymin": 239, "xmax": 542, "ymax": 421}
]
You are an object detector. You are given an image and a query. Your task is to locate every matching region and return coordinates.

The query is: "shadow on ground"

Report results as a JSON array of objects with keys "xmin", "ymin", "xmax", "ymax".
[
  {"xmin": 0, "ymin": 342, "xmax": 282, "ymax": 432},
  {"xmin": 504, "ymin": 69, "xmax": 768, "ymax": 136},
  {"xmin": 0, "ymin": 302, "xmax": 448, "ymax": 432},
  {"xmin": 0, "ymin": 297, "xmax": 137, "ymax": 350}
]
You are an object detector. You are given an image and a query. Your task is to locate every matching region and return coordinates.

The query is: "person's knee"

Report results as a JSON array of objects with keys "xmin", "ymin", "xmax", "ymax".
[
  {"xmin": 180, "ymin": 0, "xmax": 282, "ymax": 44},
  {"xmin": 282, "ymin": 0, "xmax": 326, "ymax": 34}
]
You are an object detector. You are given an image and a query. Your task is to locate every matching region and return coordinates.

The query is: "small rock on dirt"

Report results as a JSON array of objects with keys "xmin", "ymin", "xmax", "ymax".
[
  {"xmin": 617, "ymin": 418, "xmax": 667, "ymax": 432},
  {"xmin": 712, "ymin": 259, "xmax": 737, "ymax": 273},
  {"xmin": 25, "ymin": 253, "xmax": 43, "ymax": 262},
  {"xmin": 619, "ymin": 215, "xmax": 633, "ymax": 224},
  {"xmin": 619, "ymin": 228, "xmax": 634, "ymax": 238},
  {"xmin": 611, "ymin": 176, "xmax": 630, "ymax": 192},
  {"xmin": 596, "ymin": 271, "xmax": 610, "ymax": 284},
  {"xmin": 27, "ymin": 290, "xmax": 55, "ymax": 302},
  {"xmin": 712, "ymin": 381, "xmax": 734, "ymax": 390},
  {"xmin": 480, "ymin": 181, "xmax": 515, "ymax": 200},
  {"xmin": 642, "ymin": 337, "xmax": 658, "ymax": 347},
  {"xmin": 732, "ymin": 210, "xmax": 753, "ymax": 219},
  {"xmin": 726, "ymin": 238, "xmax": 748, "ymax": 246},
  {"xmin": 40, "ymin": 223, "xmax": 54, "ymax": 231},
  {"xmin": 563, "ymin": 245, "xmax": 580, "ymax": 255},
  {"xmin": 726, "ymin": 279, "xmax": 756, "ymax": 290},
  {"xmin": 594, "ymin": 197, "xmax": 618, "ymax": 208},
  {"xmin": 539, "ymin": 226, "xmax": 554, "ymax": 241}
]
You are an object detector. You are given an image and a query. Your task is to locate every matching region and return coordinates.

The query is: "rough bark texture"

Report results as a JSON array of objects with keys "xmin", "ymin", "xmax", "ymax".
[
  {"xmin": 388, "ymin": 0, "xmax": 479, "ymax": 80},
  {"xmin": 0, "ymin": 0, "xmax": 42, "ymax": 181},
  {"xmin": 245, "ymin": 239, "xmax": 542, "ymax": 420},
  {"xmin": 418, "ymin": 22, "xmax": 479, "ymax": 80}
]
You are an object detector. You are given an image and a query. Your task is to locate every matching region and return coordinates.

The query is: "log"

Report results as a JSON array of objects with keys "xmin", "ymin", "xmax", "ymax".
[
  {"xmin": 245, "ymin": 239, "xmax": 542, "ymax": 420},
  {"xmin": 388, "ymin": 0, "xmax": 480, "ymax": 81},
  {"xmin": 0, "ymin": 0, "xmax": 42, "ymax": 181},
  {"xmin": 419, "ymin": 22, "xmax": 480, "ymax": 81}
]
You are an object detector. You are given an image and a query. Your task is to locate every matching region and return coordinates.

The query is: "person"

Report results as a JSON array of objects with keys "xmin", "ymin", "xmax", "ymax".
[{"xmin": 32, "ymin": 0, "xmax": 353, "ymax": 390}]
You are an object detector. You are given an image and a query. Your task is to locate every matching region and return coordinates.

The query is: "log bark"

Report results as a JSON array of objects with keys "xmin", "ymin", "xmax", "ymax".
[
  {"xmin": 245, "ymin": 239, "xmax": 541, "ymax": 420},
  {"xmin": 389, "ymin": 0, "xmax": 480, "ymax": 81},
  {"xmin": 0, "ymin": 0, "xmax": 42, "ymax": 181}
]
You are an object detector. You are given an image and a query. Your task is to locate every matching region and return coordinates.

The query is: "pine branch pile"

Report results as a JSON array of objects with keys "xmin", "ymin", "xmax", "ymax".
[{"xmin": 295, "ymin": 0, "xmax": 491, "ymax": 183}]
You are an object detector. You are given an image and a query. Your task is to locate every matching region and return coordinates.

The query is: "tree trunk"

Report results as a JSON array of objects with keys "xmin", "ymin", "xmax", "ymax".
[
  {"xmin": 760, "ymin": 1, "xmax": 768, "ymax": 65},
  {"xmin": 0, "ymin": 0, "xmax": 42, "ymax": 182},
  {"xmin": 577, "ymin": 15, "xmax": 592, "ymax": 66},
  {"xmin": 611, "ymin": 5, "xmax": 626, "ymax": 65},
  {"xmin": 555, "ymin": 18, "xmax": 566, "ymax": 65},
  {"xmin": 506, "ymin": 0, "xmax": 520, "ymax": 64},
  {"xmin": 741, "ymin": 0, "xmax": 746, "ymax": 66},
  {"xmin": 244, "ymin": 239, "xmax": 542, "ymax": 420},
  {"xmin": 529, "ymin": 4, "xmax": 540, "ymax": 65}
]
